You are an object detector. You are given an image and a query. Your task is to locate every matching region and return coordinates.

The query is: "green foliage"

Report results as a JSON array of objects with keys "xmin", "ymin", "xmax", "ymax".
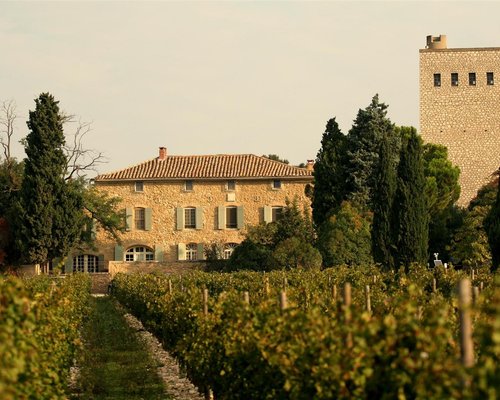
[
  {"xmin": 14, "ymin": 93, "xmax": 84, "ymax": 264},
  {"xmin": 312, "ymin": 118, "xmax": 347, "ymax": 225},
  {"xmin": 393, "ymin": 128, "xmax": 429, "ymax": 270},
  {"xmin": 263, "ymin": 154, "xmax": 289, "ymax": 164},
  {"xmin": 484, "ymin": 172, "xmax": 500, "ymax": 271},
  {"xmin": 0, "ymin": 274, "xmax": 91, "ymax": 399},
  {"xmin": 274, "ymin": 197, "xmax": 315, "ymax": 245},
  {"xmin": 228, "ymin": 240, "xmax": 273, "ymax": 272},
  {"xmin": 317, "ymin": 201, "xmax": 373, "ymax": 267},
  {"xmin": 272, "ymin": 237, "xmax": 322, "ymax": 270},
  {"xmin": 346, "ymin": 94, "xmax": 395, "ymax": 208}
]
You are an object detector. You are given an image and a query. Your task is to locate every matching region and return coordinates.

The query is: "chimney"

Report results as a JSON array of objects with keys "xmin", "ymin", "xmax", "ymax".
[
  {"xmin": 158, "ymin": 147, "xmax": 167, "ymax": 160},
  {"xmin": 426, "ymin": 35, "xmax": 447, "ymax": 50},
  {"xmin": 306, "ymin": 160, "xmax": 314, "ymax": 171}
]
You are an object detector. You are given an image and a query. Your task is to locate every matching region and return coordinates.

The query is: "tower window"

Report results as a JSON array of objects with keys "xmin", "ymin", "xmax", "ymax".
[
  {"xmin": 451, "ymin": 73, "xmax": 459, "ymax": 86},
  {"xmin": 433, "ymin": 73, "xmax": 441, "ymax": 87},
  {"xmin": 487, "ymin": 72, "xmax": 494, "ymax": 85},
  {"xmin": 469, "ymin": 72, "xmax": 476, "ymax": 86}
]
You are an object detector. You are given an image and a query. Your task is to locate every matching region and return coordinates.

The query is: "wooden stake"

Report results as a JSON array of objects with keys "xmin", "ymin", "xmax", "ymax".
[
  {"xmin": 473, "ymin": 286, "xmax": 479, "ymax": 305},
  {"xmin": 243, "ymin": 291, "xmax": 250, "ymax": 305},
  {"xmin": 432, "ymin": 278, "xmax": 437, "ymax": 293},
  {"xmin": 203, "ymin": 288, "xmax": 209, "ymax": 317},
  {"xmin": 168, "ymin": 279, "xmax": 173, "ymax": 294},
  {"xmin": 365, "ymin": 285, "xmax": 371, "ymax": 313},
  {"xmin": 264, "ymin": 276, "xmax": 270, "ymax": 296},
  {"xmin": 332, "ymin": 284, "xmax": 337, "ymax": 302},
  {"xmin": 480, "ymin": 281, "xmax": 484, "ymax": 292},
  {"xmin": 343, "ymin": 283, "xmax": 352, "ymax": 348},
  {"xmin": 471, "ymin": 269, "xmax": 475, "ymax": 281},
  {"xmin": 458, "ymin": 279, "xmax": 474, "ymax": 369},
  {"xmin": 279, "ymin": 291, "xmax": 287, "ymax": 311}
]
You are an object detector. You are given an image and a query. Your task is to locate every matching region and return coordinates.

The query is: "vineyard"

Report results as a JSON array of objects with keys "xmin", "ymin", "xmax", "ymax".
[
  {"xmin": 112, "ymin": 265, "xmax": 499, "ymax": 400},
  {"xmin": 0, "ymin": 274, "xmax": 91, "ymax": 400}
]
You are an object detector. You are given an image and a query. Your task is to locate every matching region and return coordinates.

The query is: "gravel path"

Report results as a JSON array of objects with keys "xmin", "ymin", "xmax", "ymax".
[{"xmin": 123, "ymin": 312, "xmax": 204, "ymax": 400}]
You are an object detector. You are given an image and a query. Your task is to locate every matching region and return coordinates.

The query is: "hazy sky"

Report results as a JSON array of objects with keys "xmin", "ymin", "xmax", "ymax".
[{"xmin": 2, "ymin": 1, "xmax": 500, "ymax": 175}]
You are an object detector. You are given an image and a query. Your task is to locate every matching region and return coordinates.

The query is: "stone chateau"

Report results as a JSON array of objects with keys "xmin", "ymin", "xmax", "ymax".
[
  {"xmin": 65, "ymin": 148, "xmax": 312, "ymax": 273},
  {"xmin": 420, "ymin": 35, "xmax": 500, "ymax": 205}
]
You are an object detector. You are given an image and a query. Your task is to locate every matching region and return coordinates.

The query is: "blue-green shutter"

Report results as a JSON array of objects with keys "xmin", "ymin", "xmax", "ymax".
[
  {"xmin": 125, "ymin": 208, "xmax": 133, "ymax": 231},
  {"xmin": 217, "ymin": 206, "xmax": 225, "ymax": 230},
  {"xmin": 98, "ymin": 254, "xmax": 105, "ymax": 272},
  {"xmin": 196, "ymin": 207, "xmax": 203, "ymax": 230},
  {"xmin": 114, "ymin": 245, "xmax": 124, "ymax": 261},
  {"xmin": 237, "ymin": 206, "xmax": 244, "ymax": 229},
  {"xmin": 145, "ymin": 208, "xmax": 152, "ymax": 231},
  {"xmin": 264, "ymin": 206, "xmax": 272, "ymax": 223},
  {"xmin": 64, "ymin": 256, "xmax": 73, "ymax": 274},
  {"xmin": 176, "ymin": 207, "xmax": 184, "ymax": 230},
  {"xmin": 90, "ymin": 219, "xmax": 97, "ymax": 239},
  {"xmin": 197, "ymin": 243, "xmax": 205, "ymax": 260},
  {"xmin": 155, "ymin": 245, "xmax": 164, "ymax": 262},
  {"xmin": 178, "ymin": 243, "xmax": 186, "ymax": 261}
]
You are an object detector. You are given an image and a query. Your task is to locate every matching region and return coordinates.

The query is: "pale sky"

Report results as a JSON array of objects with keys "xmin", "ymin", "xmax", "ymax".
[{"xmin": 2, "ymin": 1, "xmax": 500, "ymax": 175}]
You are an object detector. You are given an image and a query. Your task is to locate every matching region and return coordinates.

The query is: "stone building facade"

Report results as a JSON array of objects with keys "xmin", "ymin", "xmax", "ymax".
[
  {"xmin": 419, "ymin": 35, "xmax": 500, "ymax": 205},
  {"xmin": 67, "ymin": 148, "xmax": 313, "ymax": 272}
]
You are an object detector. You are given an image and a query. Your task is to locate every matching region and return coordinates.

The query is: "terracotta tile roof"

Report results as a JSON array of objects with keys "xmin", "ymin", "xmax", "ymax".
[{"xmin": 95, "ymin": 154, "xmax": 312, "ymax": 181}]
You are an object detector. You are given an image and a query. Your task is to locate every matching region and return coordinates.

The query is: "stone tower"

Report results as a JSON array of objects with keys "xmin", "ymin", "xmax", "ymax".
[{"xmin": 419, "ymin": 35, "xmax": 500, "ymax": 205}]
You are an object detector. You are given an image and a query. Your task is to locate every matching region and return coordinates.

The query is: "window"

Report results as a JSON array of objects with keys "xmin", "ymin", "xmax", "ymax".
[
  {"xmin": 125, "ymin": 246, "xmax": 154, "ymax": 262},
  {"xmin": 272, "ymin": 179, "xmax": 282, "ymax": 189},
  {"xmin": 184, "ymin": 207, "xmax": 196, "ymax": 229},
  {"xmin": 185, "ymin": 180, "xmax": 193, "ymax": 191},
  {"xmin": 469, "ymin": 72, "xmax": 476, "ymax": 86},
  {"xmin": 487, "ymin": 72, "xmax": 494, "ymax": 85},
  {"xmin": 135, "ymin": 181, "xmax": 144, "ymax": 192},
  {"xmin": 433, "ymin": 73, "xmax": 441, "ymax": 87},
  {"xmin": 272, "ymin": 206, "xmax": 284, "ymax": 222},
  {"xmin": 73, "ymin": 254, "xmax": 99, "ymax": 273},
  {"xmin": 451, "ymin": 73, "xmax": 459, "ymax": 86},
  {"xmin": 226, "ymin": 206, "xmax": 237, "ymax": 228},
  {"xmin": 186, "ymin": 243, "xmax": 198, "ymax": 261},
  {"xmin": 134, "ymin": 207, "xmax": 145, "ymax": 230},
  {"xmin": 226, "ymin": 180, "xmax": 236, "ymax": 191},
  {"xmin": 223, "ymin": 243, "xmax": 238, "ymax": 259}
]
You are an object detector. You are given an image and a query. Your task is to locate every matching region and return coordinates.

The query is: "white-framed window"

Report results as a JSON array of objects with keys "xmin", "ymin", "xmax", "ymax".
[
  {"xmin": 226, "ymin": 206, "xmax": 237, "ymax": 229},
  {"xmin": 184, "ymin": 207, "xmax": 196, "ymax": 229},
  {"xmin": 135, "ymin": 181, "xmax": 144, "ymax": 192},
  {"xmin": 226, "ymin": 180, "xmax": 236, "ymax": 191},
  {"xmin": 73, "ymin": 254, "xmax": 99, "ymax": 273},
  {"xmin": 272, "ymin": 206, "xmax": 284, "ymax": 222},
  {"xmin": 125, "ymin": 246, "xmax": 154, "ymax": 262},
  {"xmin": 186, "ymin": 243, "xmax": 198, "ymax": 261},
  {"xmin": 272, "ymin": 179, "xmax": 282, "ymax": 190},
  {"xmin": 185, "ymin": 180, "xmax": 194, "ymax": 191},
  {"xmin": 135, "ymin": 207, "xmax": 145, "ymax": 230},
  {"xmin": 223, "ymin": 243, "xmax": 238, "ymax": 259}
]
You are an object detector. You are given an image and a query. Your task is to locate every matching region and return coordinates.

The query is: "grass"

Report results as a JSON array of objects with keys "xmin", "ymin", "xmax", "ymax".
[{"xmin": 72, "ymin": 296, "xmax": 169, "ymax": 399}]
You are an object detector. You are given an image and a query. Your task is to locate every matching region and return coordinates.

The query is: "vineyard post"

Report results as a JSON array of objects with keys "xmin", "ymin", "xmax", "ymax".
[
  {"xmin": 243, "ymin": 291, "xmax": 250, "ymax": 305},
  {"xmin": 432, "ymin": 278, "xmax": 437, "ymax": 293},
  {"xmin": 480, "ymin": 281, "xmax": 484, "ymax": 292},
  {"xmin": 280, "ymin": 291, "xmax": 287, "ymax": 312},
  {"xmin": 343, "ymin": 283, "xmax": 352, "ymax": 348},
  {"xmin": 472, "ymin": 286, "xmax": 479, "ymax": 305},
  {"xmin": 203, "ymin": 288, "xmax": 209, "ymax": 317},
  {"xmin": 332, "ymin": 284, "xmax": 337, "ymax": 302},
  {"xmin": 372, "ymin": 275, "xmax": 377, "ymax": 284},
  {"xmin": 471, "ymin": 269, "xmax": 475, "ymax": 281},
  {"xmin": 264, "ymin": 276, "xmax": 270, "ymax": 296},
  {"xmin": 458, "ymin": 279, "xmax": 474, "ymax": 370},
  {"xmin": 365, "ymin": 285, "xmax": 371, "ymax": 313},
  {"xmin": 168, "ymin": 279, "xmax": 173, "ymax": 295},
  {"xmin": 283, "ymin": 277, "xmax": 288, "ymax": 291}
]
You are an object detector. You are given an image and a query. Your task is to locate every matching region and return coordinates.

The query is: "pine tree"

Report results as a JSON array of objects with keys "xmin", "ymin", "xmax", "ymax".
[
  {"xmin": 14, "ymin": 93, "xmax": 85, "ymax": 265},
  {"xmin": 484, "ymin": 169, "xmax": 500, "ymax": 272},
  {"xmin": 346, "ymin": 94, "xmax": 394, "ymax": 209},
  {"xmin": 393, "ymin": 128, "xmax": 428, "ymax": 270},
  {"xmin": 312, "ymin": 118, "xmax": 347, "ymax": 225},
  {"xmin": 371, "ymin": 134, "xmax": 397, "ymax": 270}
]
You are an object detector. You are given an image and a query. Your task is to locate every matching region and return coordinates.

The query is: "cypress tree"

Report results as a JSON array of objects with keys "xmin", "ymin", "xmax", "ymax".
[
  {"xmin": 371, "ymin": 134, "xmax": 397, "ymax": 270},
  {"xmin": 484, "ymin": 169, "xmax": 500, "ymax": 272},
  {"xmin": 346, "ymin": 94, "xmax": 394, "ymax": 209},
  {"xmin": 14, "ymin": 93, "xmax": 84, "ymax": 265},
  {"xmin": 393, "ymin": 128, "xmax": 428, "ymax": 270},
  {"xmin": 312, "ymin": 118, "xmax": 347, "ymax": 225}
]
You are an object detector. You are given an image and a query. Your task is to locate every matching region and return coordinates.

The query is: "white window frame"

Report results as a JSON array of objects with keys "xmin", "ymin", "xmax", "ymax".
[
  {"xmin": 184, "ymin": 207, "xmax": 196, "ymax": 229},
  {"xmin": 226, "ymin": 180, "xmax": 236, "ymax": 191},
  {"xmin": 272, "ymin": 206, "xmax": 284, "ymax": 222},
  {"xmin": 223, "ymin": 243, "xmax": 238, "ymax": 259},
  {"xmin": 185, "ymin": 180, "xmax": 194, "ymax": 191},
  {"xmin": 73, "ymin": 254, "xmax": 99, "ymax": 273},
  {"xmin": 272, "ymin": 179, "xmax": 282, "ymax": 190},
  {"xmin": 125, "ymin": 246, "xmax": 154, "ymax": 262},
  {"xmin": 134, "ymin": 207, "xmax": 146, "ymax": 230},
  {"xmin": 186, "ymin": 243, "xmax": 198, "ymax": 261},
  {"xmin": 226, "ymin": 206, "xmax": 237, "ymax": 229},
  {"xmin": 135, "ymin": 181, "xmax": 144, "ymax": 192}
]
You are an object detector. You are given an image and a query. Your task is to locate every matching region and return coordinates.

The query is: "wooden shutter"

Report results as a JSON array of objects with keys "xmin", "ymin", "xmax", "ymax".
[
  {"xmin": 155, "ymin": 245, "xmax": 164, "ymax": 262},
  {"xmin": 145, "ymin": 208, "xmax": 152, "ymax": 231},
  {"xmin": 195, "ymin": 207, "xmax": 203, "ymax": 230},
  {"xmin": 197, "ymin": 243, "xmax": 205, "ymax": 260},
  {"xmin": 125, "ymin": 207, "xmax": 133, "ymax": 231},
  {"xmin": 264, "ymin": 206, "xmax": 272, "ymax": 223},
  {"xmin": 176, "ymin": 207, "xmax": 184, "ymax": 230},
  {"xmin": 178, "ymin": 243, "xmax": 186, "ymax": 261},
  {"xmin": 114, "ymin": 245, "xmax": 124, "ymax": 261},
  {"xmin": 217, "ymin": 205, "xmax": 225, "ymax": 230},
  {"xmin": 237, "ymin": 206, "xmax": 244, "ymax": 229}
]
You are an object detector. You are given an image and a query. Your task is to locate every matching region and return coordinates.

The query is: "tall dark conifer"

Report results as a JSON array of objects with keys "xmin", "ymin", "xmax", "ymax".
[
  {"xmin": 312, "ymin": 118, "xmax": 347, "ymax": 225},
  {"xmin": 15, "ymin": 93, "xmax": 84, "ymax": 265},
  {"xmin": 484, "ymin": 169, "xmax": 500, "ymax": 272},
  {"xmin": 346, "ymin": 94, "xmax": 394, "ymax": 209},
  {"xmin": 371, "ymin": 134, "xmax": 397, "ymax": 270},
  {"xmin": 393, "ymin": 128, "xmax": 428, "ymax": 270}
]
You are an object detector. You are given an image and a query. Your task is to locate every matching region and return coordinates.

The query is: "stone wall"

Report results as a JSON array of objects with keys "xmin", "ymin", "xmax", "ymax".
[
  {"xmin": 419, "ymin": 46, "xmax": 500, "ymax": 205},
  {"xmin": 92, "ymin": 178, "xmax": 312, "ymax": 268}
]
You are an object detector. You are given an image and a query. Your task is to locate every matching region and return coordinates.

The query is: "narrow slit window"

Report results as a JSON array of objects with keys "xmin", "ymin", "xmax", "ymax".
[
  {"xmin": 451, "ymin": 73, "xmax": 459, "ymax": 86},
  {"xmin": 487, "ymin": 72, "xmax": 494, "ymax": 85},
  {"xmin": 469, "ymin": 72, "xmax": 476, "ymax": 86},
  {"xmin": 433, "ymin": 73, "xmax": 441, "ymax": 87}
]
